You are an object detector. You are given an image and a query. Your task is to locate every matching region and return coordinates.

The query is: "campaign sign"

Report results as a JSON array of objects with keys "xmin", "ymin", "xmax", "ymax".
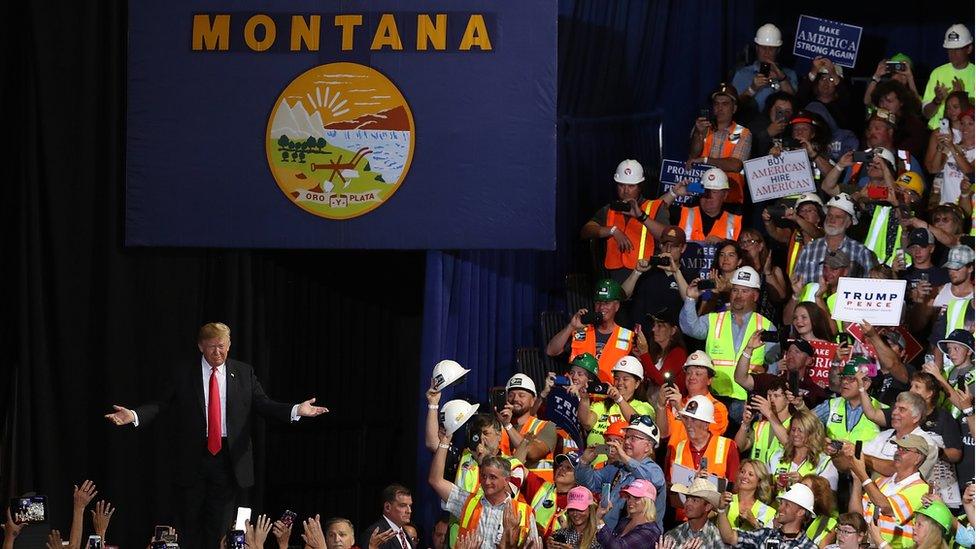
[
  {"xmin": 659, "ymin": 160, "xmax": 709, "ymax": 205},
  {"xmin": 125, "ymin": 2, "xmax": 556, "ymax": 249},
  {"xmin": 845, "ymin": 324, "xmax": 922, "ymax": 363},
  {"xmin": 546, "ymin": 388, "xmax": 583, "ymax": 450},
  {"xmin": 832, "ymin": 277, "xmax": 907, "ymax": 326},
  {"xmin": 793, "ymin": 15, "xmax": 862, "ymax": 69},
  {"xmin": 743, "ymin": 149, "xmax": 816, "ymax": 203},
  {"xmin": 680, "ymin": 243, "xmax": 717, "ymax": 281},
  {"xmin": 808, "ymin": 340, "xmax": 839, "ymax": 389}
]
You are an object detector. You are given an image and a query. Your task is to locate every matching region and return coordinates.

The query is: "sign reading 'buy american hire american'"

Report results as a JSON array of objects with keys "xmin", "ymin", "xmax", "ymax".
[{"xmin": 126, "ymin": 2, "xmax": 556, "ymax": 249}]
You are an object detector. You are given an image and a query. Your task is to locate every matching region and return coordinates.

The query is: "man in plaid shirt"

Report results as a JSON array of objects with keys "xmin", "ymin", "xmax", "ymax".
[
  {"xmin": 792, "ymin": 193, "xmax": 878, "ymax": 284},
  {"xmin": 716, "ymin": 483, "xmax": 819, "ymax": 549},
  {"xmin": 663, "ymin": 478, "xmax": 725, "ymax": 549}
]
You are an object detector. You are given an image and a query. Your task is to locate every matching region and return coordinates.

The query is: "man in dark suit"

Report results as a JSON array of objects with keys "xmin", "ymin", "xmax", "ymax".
[
  {"xmin": 359, "ymin": 484, "xmax": 415, "ymax": 549},
  {"xmin": 104, "ymin": 322, "xmax": 328, "ymax": 549}
]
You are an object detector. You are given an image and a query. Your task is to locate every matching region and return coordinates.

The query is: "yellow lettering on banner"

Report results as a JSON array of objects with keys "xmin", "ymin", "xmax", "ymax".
[
  {"xmin": 244, "ymin": 14, "xmax": 276, "ymax": 51},
  {"xmin": 334, "ymin": 15, "xmax": 363, "ymax": 51},
  {"xmin": 370, "ymin": 14, "xmax": 403, "ymax": 50},
  {"xmin": 192, "ymin": 14, "xmax": 230, "ymax": 51},
  {"xmin": 290, "ymin": 15, "xmax": 320, "ymax": 51},
  {"xmin": 459, "ymin": 14, "xmax": 492, "ymax": 51},
  {"xmin": 416, "ymin": 14, "xmax": 447, "ymax": 51}
]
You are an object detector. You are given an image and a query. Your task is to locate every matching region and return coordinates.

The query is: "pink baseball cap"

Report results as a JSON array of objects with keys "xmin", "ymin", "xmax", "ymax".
[
  {"xmin": 620, "ymin": 479, "xmax": 657, "ymax": 500},
  {"xmin": 566, "ymin": 486, "xmax": 595, "ymax": 511}
]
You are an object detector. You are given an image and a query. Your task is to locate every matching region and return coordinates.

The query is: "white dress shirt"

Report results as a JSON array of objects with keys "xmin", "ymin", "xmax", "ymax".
[{"xmin": 383, "ymin": 516, "xmax": 408, "ymax": 548}]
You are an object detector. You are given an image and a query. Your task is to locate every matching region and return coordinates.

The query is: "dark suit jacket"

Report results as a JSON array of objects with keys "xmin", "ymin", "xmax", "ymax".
[
  {"xmin": 359, "ymin": 518, "xmax": 414, "ymax": 549},
  {"xmin": 135, "ymin": 358, "xmax": 294, "ymax": 488}
]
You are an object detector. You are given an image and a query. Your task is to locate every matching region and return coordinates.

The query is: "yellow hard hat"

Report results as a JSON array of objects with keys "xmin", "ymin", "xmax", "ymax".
[{"xmin": 896, "ymin": 171, "xmax": 925, "ymax": 196}]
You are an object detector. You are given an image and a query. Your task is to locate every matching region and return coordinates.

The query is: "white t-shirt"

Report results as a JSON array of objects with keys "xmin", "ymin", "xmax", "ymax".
[
  {"xmin": 934, "ymin": 284, "xmax": 975, "ymax": 308},
  {"xmin": 941, "ymin": 146, "xmax": 976, "ymax": 205},
  {"xmin": 862, "ymin": 426, "xmax": 940, "ymax": 478}
]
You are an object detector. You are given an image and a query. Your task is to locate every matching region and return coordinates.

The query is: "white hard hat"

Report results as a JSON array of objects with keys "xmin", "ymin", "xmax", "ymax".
[
  {"xmin": 614, "ymin": 159, "xmax": 645, "ymax": 185},
  {"xmin": 682, "ymin": 350, "xmax": 715, "ymax": 374},
  {"xmin": 701, "ymin": 168, "xmax": 729, "ymax": 190},
  {"xmin": 612, "ymin": 356, "xmax": 644, "ymax": 381},
  {"xmin": 795, "ymin": 192, "xmax": 825, "ymax": 213},
  {"xmin": 506, "ymin": 373, "xmax": 537, "ymax": 396},
  {"xmin": 944, "ymin": 24, "xmax": 973, "ymax": 48},
  {"xmin": 826, "ymin": 193, "xmax": 858, "ymax": 225},
  {"xmin": 731, "ymin": 266, "xmax": 761, "ymax": 289},
  {"xmin": 679, "ymin": 395, "xmax": 716, "ymax": 424},
  {"xmin": 754, "ymin": 23, "xmax": 783, "ymax": 47},
  {"xmin": 872, "ymin": 147, "xmax": 897, "ymax": 168},
  {"xmin": 625, "ymin": 415, "xmax": 660, "ymax": 447},
  {"xmin": 778, "ymin": 483, "xmax": 816, "ymax": 515},
  {"xmin": 431, "ymin": 359, "xmax": 470, "ymax": 392},
  {"xmin": 440, "ymin": 399, "xmax": 480, "ymax": 436}
]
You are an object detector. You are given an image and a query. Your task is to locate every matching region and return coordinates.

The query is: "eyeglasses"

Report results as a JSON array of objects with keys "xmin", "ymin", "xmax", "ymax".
[
  {"xmin": 836, "ymin": 527, "xmax": 858, "ymax": 536},
  {"xmin": 740, "ymin": 238, "xmax": 761, "ymax": 246},
  {"xmin": 624, "ymin": 434, "xmax": 650, "ymax": 443}
]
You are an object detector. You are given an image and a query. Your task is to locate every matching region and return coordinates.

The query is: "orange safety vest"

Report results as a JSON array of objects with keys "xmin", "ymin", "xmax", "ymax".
[
  {"xmin": 500, "ymin": 416, "xmax": 556, "ymax": 482},
  {"xmin": 673, "ymin": 435, "xmax": 733, "ymax": 480},
  {"xmin": 786, "ymin": 230, "xmax": 804, "ymax": 278},
  {"xmin": 605, "ymin": 199, "xmax": 664, "ymax": 270},
  {"xmin": 678, "ymin": 207, "xmax": 743, "ymax": 243},
  {"xmin": 701, "ymin": 123, "xmax": 748, "ymax": 204},
  {"xmin": 458, "ymin": 493, "xmax": 533, "ymax": 545},
  {"xmin": 569, "ymin": 325, "xmax": 634, "ymax": 383}
]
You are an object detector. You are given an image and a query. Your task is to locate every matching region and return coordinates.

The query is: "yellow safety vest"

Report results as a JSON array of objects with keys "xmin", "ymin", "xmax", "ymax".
[
  {"xmin": 449, "ymin": 452, "xmax": 526, "ymax": 547},
  {"xmin": 528, "ymin": 482, "xmax": 562, "ymax": 538},
  {"xmin": 824, "ymin": 397, "xmax": 882, "ymax": 443},
  {"xmin": 807, "ymin": 514, "xmax": 838, "ymax": 546},
  {"xmin": 864, "ymin": 205, "xmax": 911, "ymax": 267},
  {"xmin": 726, "ymin": 495, "xmax": 777, "ymax": 531},
  {"xmin": 770, "ymin": 451, "xmax": 834, "ymax": 479},
  {"xmin": 750, "ymin": 416, "xmax": 791, "ymax": 464},
  {"xmin": 946, "ymin": 298, "xmax": 972, "ymax": 336},
  {"xmin": 458, "ymin": 493, "xmax": 533, "ymax": 546},
  {"xmin": 706, "ymin": 311, "xmax": 772, "ymax": 400}
]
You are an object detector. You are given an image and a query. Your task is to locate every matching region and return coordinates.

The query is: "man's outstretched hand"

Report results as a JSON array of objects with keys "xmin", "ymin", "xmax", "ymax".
[
  {"xmin": 297, "ymin": 398, "xmax": 329, "ymax": 417},
  {"xmin": 104, "ymin": 405, "xmax": 135, "ymax": 426}
]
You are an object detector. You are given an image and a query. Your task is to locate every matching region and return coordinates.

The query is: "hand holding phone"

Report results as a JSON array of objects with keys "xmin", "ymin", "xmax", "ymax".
[
  {"xmin": 600, "ymin": 483, "xmax": 612, "ymax": 507},
  {"xmin": 580, "ymin": 310, "xmax": 603, "ymax": 325},
  {"xmin": 234, "ymin": 507, "xmax": 251, "ymax": 531}
]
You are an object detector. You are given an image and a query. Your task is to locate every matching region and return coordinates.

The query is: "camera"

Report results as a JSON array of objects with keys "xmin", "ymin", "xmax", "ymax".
[
  {"xmin": 663, "ymin": 371, "xmax": 675, "ymax": 387},
  {"xmin": 699, "ymin": 108, "xmax": 711, "ymax": 120},
  {"xmin": 87, "ymin": 536, "xmax": 103, "ymax": 549},
  {"xmin": 551, "ymin": 532, "xmax": 567, "ymax": 544},
  {"xmin": 580, "ymin": 310, "xmax": 603, "ymax": 325},
  {"xmin": 885, "ymin": 61, "xmax": 905, "ymax": 73},
  {"xmin": 788, "ymin": 370, "xmax": 799, "ymax": 394},
  {"xmin": 759, "ymin": 62, "xmax": 771, "ymax": 76},
  {"xmin": 773, "ymin": 108, "xmax": 787, "ymax": 123},
  {"xmin": 852, "ymin": 151, "xmax": 875, "ymax": 163},
  {"xmin": 553, "ymin": 375, "xmax": 571, "ymax": 386},
  {"xmin": 766, "ymin": 203, "xmax": 787, "ymax": 219},
  {"xmin": 828, "ymin": 440, "xmax": 844, "ymax": 453},
  {"xmin": 697, "ymin": 279, "xmax": 717, "ymax": 291},
  {"xmin": 759, "ymin": 331, "xmax": 779, "ymax": 343},
  {"xmin": 490, "ymin": 387, "xmax": 508, "ymax": 411},
  {"xmin": 10, "ymin": 496, "xmax": 47, "ymax": 525},
  {"xmin": 649, "ymin": 256, "xmax": 670, "ymax": 267},
  {"xmin": 609, "ymin": 200, "xmax": 630, "ymax": 212},
  {"xmin": 587, "ymin": 381, "xmax": 610, "ymax": 395}
]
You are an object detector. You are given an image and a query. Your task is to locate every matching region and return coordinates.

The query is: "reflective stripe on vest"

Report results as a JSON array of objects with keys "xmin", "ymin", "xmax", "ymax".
[
  {"xmin": 864, "ymin": 205, "xmax": 910, "ymax": 267},
  {"xmin": 772, "ymin": 451, "xmax": 833, "ymax": 478},
  {"xmin": 679, "ymin": 207, "xmax": 742, "ymax": 242},
  {"xmin": 750, "ymin": 416, "xmax": 790, "ymax": 464},
  {"xmin": 726, "ymin": 496, "xmax": 777, "ymax": 530},
  {"xmin": 707, "ymin": 312, "xmax": 770, "ymax": 400},
  {"xmin": 528, "ymin": 482, "xmax": 560, "ymax": 536},
  {"xmin": 825, "ymin": 397, "xmax": 881, "ymax": 442},
  {"xmin": 570, "ymin": 325, "xmax": 634, "ymax": 383},
  {"xmin": 674, "ymin": 435, "xmax": 732, "ymax": 479},
  {"xmin": 946, "ymin": 298, "xmax": 972, "ymax": 336},
  {"xmin": 458, "ymin": 494, "xmax": 532, "ymax": 546},
  {"xmin": 702, "ymin": 124, "xmax": 747, "ymax": 204},
  {"xmin": 605, "ymin": 200, "xmax": 661, "ymax": 270},
  {"xmin": 786, "ymin": 231, "xmax": 804, "ymax": 278}
]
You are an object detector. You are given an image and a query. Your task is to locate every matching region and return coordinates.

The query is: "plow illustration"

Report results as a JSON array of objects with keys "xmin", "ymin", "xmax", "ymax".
[{"xmin": 310, "ymin": 147, "xmax": 372, "ymax": 189}]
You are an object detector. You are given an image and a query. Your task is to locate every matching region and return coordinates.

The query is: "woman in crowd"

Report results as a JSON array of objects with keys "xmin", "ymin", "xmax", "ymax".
[
  {"xmin": 580, "ymin": 358, "xmax": 653, "ymax": 448},
  {"xmin": 869, "ymin": 501, "xmax": 953, "ymax": 549},
  {"xmin": 800, "ymin": 474, "xmax": 837, "ymax": 548},
  {"xmin": 762, "ymin": 193, "xmax": 825, "ymax": 280},
  {"xmin": 633, "ymin": 308, "xmax": 688, "ymax": 395},
  {"xmin": 772, "ymin": 110, "xmax": 835, "ymax": 180},
  {"xmin": 696, "ymin": 241, "xmax": 744, "ymax": 315},
  {"xmin": 548, "ymin": 486, "xmax": 603, "ymax": 549},
  {"xmin": 926, "ymin": 91, "xmax": 973, "ymax": 205},
  {"xmin": 738, "ymin": 228, "xmax": 787, "ymax": 322},
  {"xmin": 596, "ymin": 480, "xmax": 661, "ymax": 548},
  {"xmin": 747, "ymin": 91, "xmax": 798, "ymax": 164},
  {"xmin": 797, "ymin": 57, "xmax": 855, "ymax": 133},
  {"xmin": 863, "ymin": 54, "xmax": 920, "ymax": 103},
  {"xmin": 822, "ymin": 512, "xmax": 868, "ymax": 549},
  {"xmin": 868, "ymin": 79, "xmax": 928, "ymax": 160},
  {"xmin": 790, "ymin": 302, "xmax": 833, "ymax": 343},
  {"xmin": 767, "ymin": 410, "xmax": 838, "ymax": 490},
  {"xmin": 725, "ymin": 459, "xmax": 777, "ymax": 531}
]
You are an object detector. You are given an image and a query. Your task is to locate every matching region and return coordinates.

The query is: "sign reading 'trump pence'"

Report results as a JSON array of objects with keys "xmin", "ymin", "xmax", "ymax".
[
  {"xmin": 793, "ymin": 15, "xmax": 862, "ymax": 69},
  {"xmin": 831, "ymin": 277, "xmax": 907, "ymax": 326}
]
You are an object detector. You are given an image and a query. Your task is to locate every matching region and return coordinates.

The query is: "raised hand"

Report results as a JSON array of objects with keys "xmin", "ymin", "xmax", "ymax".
[
  {"xmin": 272, "ymin": 519, "xmax": 292, "ymax": 549},
  {"xmin": 3, "ymin": 509, "xmax": 26, "ymax": 545},
  {"xmin": 104, "ymin": 405, "xmax": 135, "ymax": 426},
  {"xmin": 300, "ymin": 515, "xmax": 326, "ymax": 549},
  {"xmin": 297, "ymin": 398, "xmax": 329, "ymax": 417},
  {"xmin": 90, "ymin": 500, "xmax": 115, "ymax": 539},
  {"xmin": 454, "ymin": 531, "xmax": 482, "ymax": 549},
  {"xmin": 246, "ymin": 514, "xmax": 272, "ymax": 548},
  {"xmin": 368, "ymin": 527, "xmax": 397, "ymax": 549},
  {"xmin": 73, "ymin": 480, "xmax": 98, "ymax": 511},
  {"xmin": 45, "ymin": 529, "xmax": 62, "ymax": 549}
]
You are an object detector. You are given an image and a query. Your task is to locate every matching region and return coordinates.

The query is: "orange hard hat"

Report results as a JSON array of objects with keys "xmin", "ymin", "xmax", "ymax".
[{"xmin": 604, "ymin": 420, "xmax": 629, "ymax": 439}]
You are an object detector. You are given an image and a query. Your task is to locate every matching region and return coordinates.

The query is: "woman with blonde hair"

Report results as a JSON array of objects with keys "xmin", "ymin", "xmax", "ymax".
[
  {"xmin": 767, "ymin": 410, "xmax": 838, "ymax": 490},
  {"xmin": 595, "ymin": 480, "xmax": 661, "ymax": 548},
  {"xmin": 548, "ymin": 486, "xmax": 603, "ymax": 549},
  {"xmin": 800, "ymin": 474, "xmax": 838, "ymax": 548},
  {"xmin": 726, "ymin": 459, "xmax": 776, "ymax": 531}
]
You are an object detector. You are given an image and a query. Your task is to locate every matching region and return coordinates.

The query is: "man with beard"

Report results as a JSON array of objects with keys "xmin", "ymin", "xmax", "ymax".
[
  {"xmin": 497, "ymin": 374, "xmax": 558, "ymax": 481},
  {"xmin": 716, "ymin": 483, "xmax": 819, "ymax": 549},
  {"xmin": 791, "ymin": 193, "xmax": 878, "ymax": 284}
]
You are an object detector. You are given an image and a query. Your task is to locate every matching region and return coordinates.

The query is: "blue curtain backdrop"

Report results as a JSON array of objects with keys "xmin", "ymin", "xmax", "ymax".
[{"xmin": 413, "ymin": 0, "xmax": 973, "ymax": 532}]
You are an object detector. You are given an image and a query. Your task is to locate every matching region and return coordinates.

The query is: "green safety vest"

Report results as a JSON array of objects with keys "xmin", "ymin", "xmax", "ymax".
[
  {"xmin": 528, "ymin": 482, "xmax": 561, "ymax": 536},
  {"xmin": 806, "ymin": 514, "xmax": 838, "ymax": 545},
  {"xmin": 706, "ymin": 311, "xmax": 772, "ymax": 400},
  {"xmin": 799, "ymin": 283, "xmax": 842, "ymax": 332},
  {"xmin": 586, "ymin": 399, "xmax": 654, "ymax": 467},
  {"xmin": 770, "ymin": 451, "xmax": 834, "ymax": 479},
  {"xmin": 824, "ymin": 397, "xmax": 883, "ymax": 443},
  {"xmin": 750, "ymin": 416, "xmax": 791, "ymax": 465},
  {"xmin": 726, "ymin": 495, "xmax": 777, "ymax": 531},
  {"xmin": 448, "ymin": 451, "xmax": 526, "ymax": 546},
  {"xmin": 946, "ymin": 298, "xmax": 972, "ymax": 336},
  {"xmin": 864, "ymin": 205, "xmax": 911, "ymax": 268}
]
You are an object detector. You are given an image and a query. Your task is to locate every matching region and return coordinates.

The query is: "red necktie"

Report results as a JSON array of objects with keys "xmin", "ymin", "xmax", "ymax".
[
  {"xmin": 398, "ymin": 530, "xmax": 408, "ymax": 549},
  {"xmin": 208, "ymin": 366, "xmax": 222, "ymax": 455}
]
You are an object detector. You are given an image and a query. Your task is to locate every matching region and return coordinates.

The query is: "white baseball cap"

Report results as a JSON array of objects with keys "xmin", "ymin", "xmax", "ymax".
[
  {"xmin": 679, "ymin": 395, "xmax": 716, "ymax": 424},
  {"xmin": 701, "ymin": 168, "xmax": 729, "ymax": 190},
  {"xmin": 682, "ymin": 350, "xmax": 715, "ymax": 374},
  {"xmin": 778, "ymin": 483, "xmax": 816, "ymax": 514},
  {"xmin": 612, "ymin": 356, "xmax": 644, "ymax": 381},
  {"xmin": 731, "ymin": 266, "xmax": 761, "ymax": 289},
  {"xmin": 506, "ymin": 373, "xmax": 537, "ymax": 396}
]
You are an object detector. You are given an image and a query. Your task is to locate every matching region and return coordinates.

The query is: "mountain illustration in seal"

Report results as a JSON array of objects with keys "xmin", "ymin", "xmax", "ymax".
[{"xmin": 324, "ymin": 106, "xmax": 410, "ymax": 131}]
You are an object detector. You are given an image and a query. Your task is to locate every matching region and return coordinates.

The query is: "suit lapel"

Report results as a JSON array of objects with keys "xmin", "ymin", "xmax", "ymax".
[
  {"xmin": 225, "ymin": 360, "xmax": 240, "ymax": 434},
  {"xmin": 194, "ymin": 359, "xmax": 206, "ymax": 417}
]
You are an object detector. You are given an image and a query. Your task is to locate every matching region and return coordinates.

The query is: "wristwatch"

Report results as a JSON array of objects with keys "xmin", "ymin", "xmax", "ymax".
[
  {"xmin": 637, "ymin": 211, "xmax": 649, "ymax": 222},
  {"xmin": 963, "ymin": 407, "xmax": 974, "ymax": 417}
]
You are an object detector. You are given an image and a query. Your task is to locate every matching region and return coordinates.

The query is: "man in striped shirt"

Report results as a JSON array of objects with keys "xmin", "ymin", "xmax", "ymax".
[
  {"xmin": 849, "ymin": 434, "xmax": 930, "ymax": 549},
  {"xmin": 791, "ymin": 193, "xmax": 878, "ymax": 284}
]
